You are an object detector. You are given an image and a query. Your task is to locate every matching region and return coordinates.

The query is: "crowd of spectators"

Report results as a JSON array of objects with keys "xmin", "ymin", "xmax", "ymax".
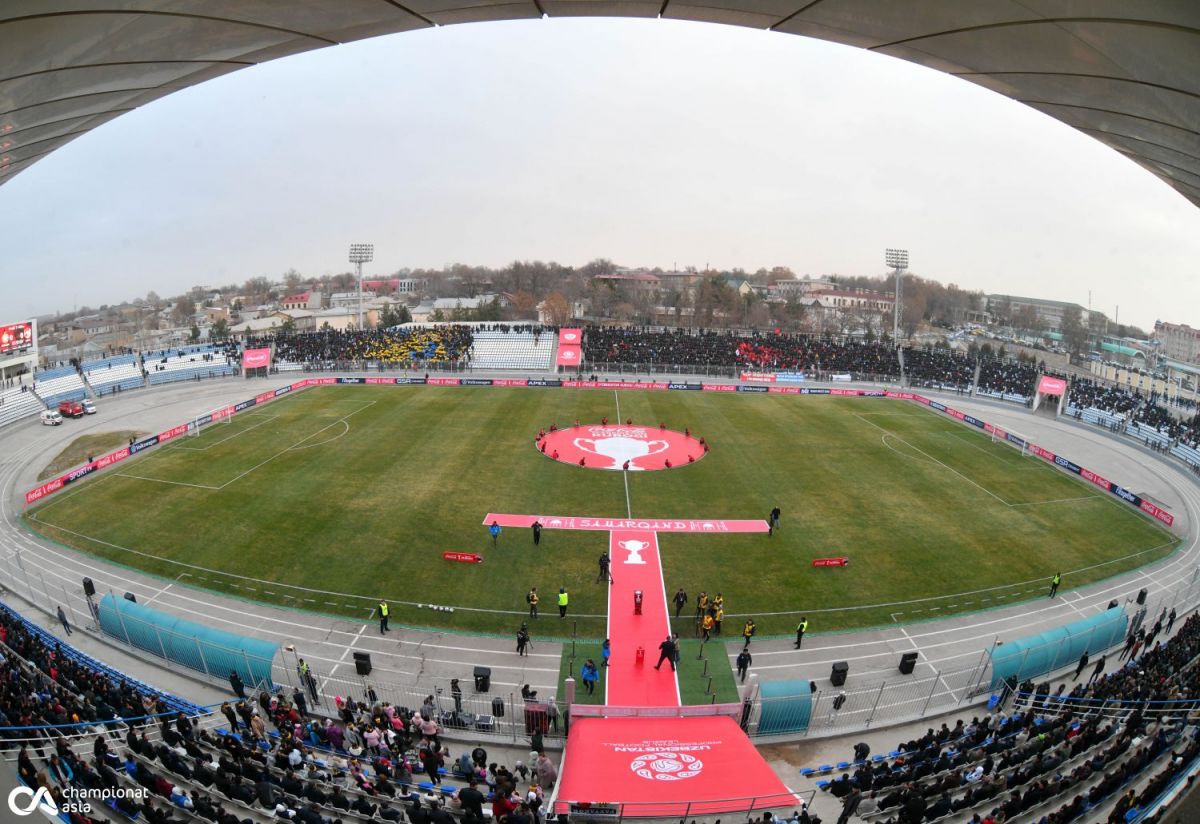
[
  {"xmin": 899, "ymin": 348, "xmax": 1038, "ymax": 398},
  {"xmin": 582, "ymin": 328, "xmax": 901, "ymax": 376},
  {"xmin": 252, "ymin": 327, "xmax": 475, "ymax": 366},
  {"xmin": 1068, "ymin": 378, "xmax": 1200, "ymax": 449}
]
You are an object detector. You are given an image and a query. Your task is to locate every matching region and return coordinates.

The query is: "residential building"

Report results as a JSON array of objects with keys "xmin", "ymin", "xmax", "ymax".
[
  {"xmin": 281, "ymin": 291, "xmax": 323, "ymax": 311},
  {"xmin": 1154, "ymin": 320, "xmax": 1200, "ymax": 366}
]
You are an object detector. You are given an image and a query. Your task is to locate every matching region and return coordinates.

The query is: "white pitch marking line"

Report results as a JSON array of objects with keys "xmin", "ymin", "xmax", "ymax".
[
  {"xmin": 900, "ymin": 625, "xmax": 959, "ymax": 702},
  {"xmin": 216, "ymin": 402, "xmax": 375, "ymax": 489},
  {"xmin": 616, "ymin": 391, "xmax": 632, "ymax": 518},
  {"xmin": 170, "ymin": 415, "xmax": 279, "ymax": 451},
  {"xmin": 856, "ymin": 413, "xmax": 1011, "ymax": 506},
  {"xmin": 328, "ymin": 622, "xmax": 369, "ymax": 678},
  {"xmin": 114, "ymin": 473, "xmax": 221, "ymax": 490}
]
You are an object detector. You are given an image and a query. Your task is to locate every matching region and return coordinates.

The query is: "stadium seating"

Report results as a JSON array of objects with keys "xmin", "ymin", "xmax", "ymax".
[
  {"xmin": 146, "ymin": 346, "xmax": 238, "ymax": 386},
  {"xmin": 468, "ymin": 328, "xmax": 555, "ymax": 371},
  {"xmin": 0, "ymin": 385, "xmax": 43, "ymax": 427},
  {"xmin": 83, "ymin": 353, "xmax": 145, "ymax": 396},
  {"xmin": 32, "ymin": 367, "xmax": 89, "ymax": 406}
]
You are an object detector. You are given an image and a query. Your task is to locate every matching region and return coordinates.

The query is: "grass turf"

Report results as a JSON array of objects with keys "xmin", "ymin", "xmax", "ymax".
[
  {"xmin": 38, "ymin": 431, "xmax": 146, "ymax": 480},
  {"xmin": 26, "ymin": 385, "xmax": 1175, "ymax": 642}
]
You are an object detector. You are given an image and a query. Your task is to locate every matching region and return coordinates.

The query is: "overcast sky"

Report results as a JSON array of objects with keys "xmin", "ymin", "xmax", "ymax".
[{"xmin": 1, "ymin": 18, "xmax": 1198, "ymax": 331}]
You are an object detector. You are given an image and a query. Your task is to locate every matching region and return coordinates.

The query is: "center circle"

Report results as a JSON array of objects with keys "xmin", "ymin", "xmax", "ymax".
[{"xmin": 536, "ymin": 423, "xmax": 708, "ymax": 471}]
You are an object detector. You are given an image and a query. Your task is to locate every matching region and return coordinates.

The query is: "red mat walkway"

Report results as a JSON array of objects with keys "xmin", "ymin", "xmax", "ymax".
[{"xmin": 605, "ymin": 530, "xmax": 679, "ymax": 707}]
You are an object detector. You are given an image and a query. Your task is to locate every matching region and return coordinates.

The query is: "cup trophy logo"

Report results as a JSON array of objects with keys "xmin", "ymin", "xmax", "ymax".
[
  {"xmin": 573, "ymin": 436, "xmax": 669, "ymax": 470},
  {"xmin": 618, "ymin": 539, "xmax": 649, "ymax": 565}
]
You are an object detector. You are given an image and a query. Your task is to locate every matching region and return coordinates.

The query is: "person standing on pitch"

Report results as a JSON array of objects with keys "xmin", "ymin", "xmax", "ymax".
[
  {"xmin": 516, "ymin": 624, "xmax": 531, "ymax": 657},
  {"xmin": 795, "ymin": 616, "xmax": 809, "ymax": 649},
  {"xmin": 532, "ymin": 520, "xmax": 542, "ymax": 546},
  {"xmin": 377, "ymin": 600, "xmax": 390, "ymax": 634},
  {"xmin": 770, "ymin": 506, "xmax": 781, "ymax": 532},
  {"xmin": 489, "ymin": 521, "xmax": 502, "ymax": 548},
  {"xmin": 654, "ymin": 636, "xmax": 677, "ymax": 671},
  {"xmin": 736, "ymin": 648, "xmax": 752, "ymax": 683},
  {"xmin": 527, "ymin": 587, "xmax": 539, "ymax": 619},
  {"xmin": 673, "ymin": 588, "xmax": 688, "ymax": 618},
  {"xmin": 741, "ymin": 618, "xmax": 757, "ymax": 649},
  {"xmin": 557, "ymin": 587, "xmax": 569, "ymax": 618},
  {"xmin": 1048, "ymin": 571, "xmax": 1061, "ymax": 598},
  {"xmin": 597, "ymin": 551, "xmax": 612, "ymax": 584}
]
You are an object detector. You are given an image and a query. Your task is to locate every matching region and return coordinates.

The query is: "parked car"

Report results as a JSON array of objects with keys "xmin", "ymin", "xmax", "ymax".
[
  {"xmin": 82, "ymin": 398, "xmax": 97, "ymax": 414},
  {"xmin": 57, "ymin": 400, "xmax": 85, "ymax": 418},
  {"xmin": 41, "ymin": 409, "xmax": 63, "ymax": 426}
]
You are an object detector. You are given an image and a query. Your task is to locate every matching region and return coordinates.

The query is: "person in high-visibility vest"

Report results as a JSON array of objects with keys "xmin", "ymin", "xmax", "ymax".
[
  {"xmin": 742, "ymin": 618, "xmax": 757, "ymax": 649},
  {"xmin": 557, "ymin": 588, "xmax": 569, "ymax": 619},
  {"xmin": 1049, "ymin": 572, "xmax": 1062, "ymax": 598},
  {"xmin": 795, "ymin": 617, "xmax": 809, "ymax": 649},
  {"xmin": 377, "ymin": 601, "xmax": 390, "ymax": 634}
]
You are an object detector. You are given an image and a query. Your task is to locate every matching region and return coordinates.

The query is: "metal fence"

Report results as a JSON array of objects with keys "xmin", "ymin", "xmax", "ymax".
[{"xmin": 552, "ymin": 791, "xmax": 817, "ymax": 824}]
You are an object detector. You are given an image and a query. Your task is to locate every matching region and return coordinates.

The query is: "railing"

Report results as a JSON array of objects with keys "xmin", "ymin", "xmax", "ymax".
[{"xmin": 552, "ymin": 791, "xmax": 816, "ymax": 822}]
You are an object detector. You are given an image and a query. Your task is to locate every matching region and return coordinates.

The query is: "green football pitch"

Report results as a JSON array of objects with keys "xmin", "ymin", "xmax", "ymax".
[{"xmin": 24, "ymin": 385, "xmax": 1176, "ymax": 638}]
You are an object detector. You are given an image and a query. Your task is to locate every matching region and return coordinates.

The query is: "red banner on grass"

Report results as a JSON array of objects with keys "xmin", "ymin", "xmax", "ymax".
[
  {"xmin": 812, "ymin": 557, "xmax": 849, "ymax": 567},
  {"xmin": 442, "ymin": 552, "xmax": 484, "ymax": 564}
]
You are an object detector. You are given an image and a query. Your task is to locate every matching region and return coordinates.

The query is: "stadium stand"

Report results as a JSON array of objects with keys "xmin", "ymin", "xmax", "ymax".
[
  {"xmin": 1067, "ymin": 377, "xmax": 1200, "ymax": 454},
  {"xmin": 583, "ymin": 328, "xmax": 902, "ymax": 378},
  {"xmin": 468, "ymin": 326, "xmax": 555, "ymax": 371},
  {"xmin": 83, "ymin": 353, "xmax": 145, "ymax": 396},
  {"xmin": 0, "ymin": 384, "xmax": 43, "ymax": 427},
  {"xmin": 32, "ymin": 365, "xmax": 89, "ymax": 407},
  {"xmin": 146, "ymin": 346, "xmax": 238, "ymax": 386},
  {"xmin": 257, "ymin": 326, "xmax": 474, "ymax": 369}
]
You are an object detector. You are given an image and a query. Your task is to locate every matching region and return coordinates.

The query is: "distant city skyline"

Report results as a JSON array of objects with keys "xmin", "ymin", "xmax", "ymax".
[{"xmin": 1, "ymin": 19, "xmax": 1197, "ymax": 330}]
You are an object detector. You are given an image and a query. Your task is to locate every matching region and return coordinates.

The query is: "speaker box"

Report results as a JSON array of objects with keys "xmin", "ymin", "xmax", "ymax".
[
  {"xmin": 353, "ymin": 651, "xmax": 372, "ymax": 676},
  {"xmin": 123, "ymin": 592, "xmax": 136, "ymax": 603},
  {"xmin": 82, "ymin": 577, "xmax": 95, "ymax": 597},
  {"xmin": 831, "ymin": 661, "xmax": 849, "ymax": 687},
  {"xmin": 899, "ymin": 652, "xmax": 919, "ymax": 675},
  {"xmin": 474, "ymin": 666, "xmax": 492, "ymax": 692},
  {"xmin": 1136, "ymin": 588, "xmax": 1148, "ymax": 606},
  {"xmin": 1108, "ymin": 599, "xmax": 1120, "ymax": 610}
]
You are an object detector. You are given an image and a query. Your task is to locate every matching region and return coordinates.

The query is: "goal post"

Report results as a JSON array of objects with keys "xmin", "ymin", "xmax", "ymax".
[
  {"xmin": 990, "ymin": 426, "xmax": 1030, "ymax": 458},
  {"xmin": 188, "ymin": 406, "xmax": 234, "ymax": 437}
]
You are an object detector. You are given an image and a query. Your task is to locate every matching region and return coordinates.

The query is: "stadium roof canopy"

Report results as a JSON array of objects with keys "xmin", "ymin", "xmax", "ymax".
[{"xmin": 2, "ymin": 2, "xmax": 1198, "ymax": 207}]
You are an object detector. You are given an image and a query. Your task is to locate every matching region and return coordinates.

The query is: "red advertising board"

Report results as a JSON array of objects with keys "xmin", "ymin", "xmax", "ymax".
[
  {"xmin": 1081, "ymin": 468, "xmax": 1110, "ymax": 489},
  {"xmin": 1037, "ymin": 375, "xmax": 1067, "ymax": 396},
  {"xmin": 740, "ymin": 371, "xmax": 776, "ymax": 383},
  {"xmin": 1029, "ymin": 444, "xmax": 1056, "ymax": 462},
  {"xmin": 157, "ymin": 423, "xmax": 189, "ymax": 443},
  {"xmin": 442, "ymin": 551, "xmax": 484, "ymax": 564},
  {"xmin": 558, "ymin": 328, "xmax": 582, "ymax": 345},
  {"xmin": 242, "ymin": 347, "xmax": 271, "ymax": 369},
  {"xmin": 812, "ymin": 557, "xmax": 850, "ymax": 567},
  {"xmin": 702, "ymin": 384, "xmax": 737, "ymax": 392},
  {"xmin": 556, "ymin": 345, "xmax": 582, "ymax": 366}
]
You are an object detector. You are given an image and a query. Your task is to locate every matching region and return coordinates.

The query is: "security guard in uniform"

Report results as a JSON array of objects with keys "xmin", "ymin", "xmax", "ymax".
[
  {"xmin": 557, "ymin": 587, "xmax": 569, "ymax": 618},
  {"xmin": 377, "ymin": 601, "xmax": 390, "ymax": 634},
  {"xmin": 1049, "ymin": 572, "xmax": 1061, "ymax": 598},
  {"xmin": 795, "ymin": 617, "xmax": 809, "ymax": 649}
]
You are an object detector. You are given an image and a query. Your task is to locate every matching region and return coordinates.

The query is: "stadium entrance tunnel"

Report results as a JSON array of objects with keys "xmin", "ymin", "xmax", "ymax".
[{"xmin": 2, "ymin": 6, "xmax": 1199, "ymax": 208}]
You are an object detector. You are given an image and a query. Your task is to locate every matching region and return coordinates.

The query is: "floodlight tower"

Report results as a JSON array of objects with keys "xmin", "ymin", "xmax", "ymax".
[
  {"xmin": 348, "ymin": 243, "xmax": 374, "ymax": 330},
  {"xmin": 886, "ymin": 248, "xmax": 909, "ymax": 344}
]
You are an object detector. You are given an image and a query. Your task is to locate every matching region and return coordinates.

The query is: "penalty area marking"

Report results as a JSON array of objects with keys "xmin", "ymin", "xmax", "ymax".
[{"xmin": 169, "ymin": 415, "xmax": 279, "ymax": 451}]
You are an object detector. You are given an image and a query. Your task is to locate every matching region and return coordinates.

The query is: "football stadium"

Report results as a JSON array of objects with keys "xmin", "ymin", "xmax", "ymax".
[{"xmin": 3, "ymin": 5, "xmax": 1200, "ymax": 824}]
